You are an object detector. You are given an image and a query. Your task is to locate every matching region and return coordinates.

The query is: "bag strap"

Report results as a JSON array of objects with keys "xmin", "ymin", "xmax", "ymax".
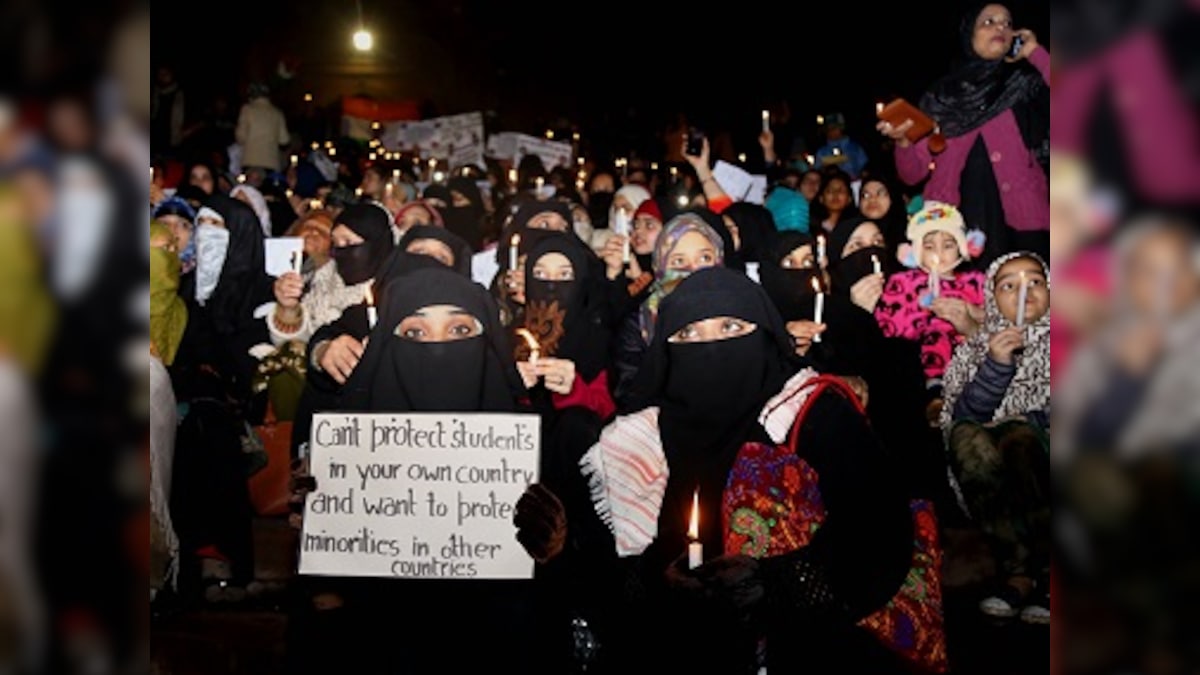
[{"xmin": 786, "ymin": 375, "xmax": 867, "ymax": 456}]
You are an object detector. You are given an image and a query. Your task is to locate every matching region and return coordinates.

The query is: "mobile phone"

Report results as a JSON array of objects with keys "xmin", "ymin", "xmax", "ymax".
[
  {"xmin": 1009, "ymin": 35, "xmax": 1024, "ymax": 59},
  {"xmin": 685, "ymin": 127, "xmax": 705, "ymax": 157}
]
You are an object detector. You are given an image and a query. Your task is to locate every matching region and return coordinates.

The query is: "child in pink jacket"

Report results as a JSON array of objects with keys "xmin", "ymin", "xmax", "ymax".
[{"xmin": 875, "ymin": 201, "xmax": 987, "ymax": 394}]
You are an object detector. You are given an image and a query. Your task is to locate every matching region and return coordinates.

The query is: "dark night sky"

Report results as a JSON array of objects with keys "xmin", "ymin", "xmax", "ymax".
[{"xmin": 155, "ymin": 0, "xmax": 1047, "ymax": 159}]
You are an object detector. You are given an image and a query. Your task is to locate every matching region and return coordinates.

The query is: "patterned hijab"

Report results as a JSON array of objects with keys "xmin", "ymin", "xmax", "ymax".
[
  {"xmin": 940, "ymin": 251, "xmax": 1051, "ymax": 432},
  {"xmin": 638, "ymin": 214, "xmax": 725, "ymax": 342}
]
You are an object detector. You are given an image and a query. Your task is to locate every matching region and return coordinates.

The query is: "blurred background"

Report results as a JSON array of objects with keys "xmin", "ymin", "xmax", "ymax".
[{"xmin": 1051, "ymin": 0, "xmax": 1200, "ymax": 673}]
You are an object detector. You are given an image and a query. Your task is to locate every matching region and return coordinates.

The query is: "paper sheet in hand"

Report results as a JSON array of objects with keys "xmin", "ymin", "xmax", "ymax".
[
  {"xmin": 265, "ymin": 237, "xmax": 304, "ymax": 277},
  {"xmin": 712, "ymin": 161, "xmax": 754, "ymax": 202}
]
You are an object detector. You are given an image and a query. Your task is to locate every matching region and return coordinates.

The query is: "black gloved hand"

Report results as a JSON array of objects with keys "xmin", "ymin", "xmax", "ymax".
[
  {"xmin": 694, "ymin": 554, "xmax": 766, "ymax": 626},
  {"xmin": 513, "ymin": 483, "xmax": 567, "ymax": 563},
  {"xmin": 757, "ymin": 549, "xmax": 849, "ymax": 622}
]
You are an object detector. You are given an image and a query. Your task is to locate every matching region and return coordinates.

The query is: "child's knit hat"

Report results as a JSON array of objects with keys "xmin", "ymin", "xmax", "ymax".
[{"xmin": 899, "ymin": 200, "xmax": 984, "ymax": 268}]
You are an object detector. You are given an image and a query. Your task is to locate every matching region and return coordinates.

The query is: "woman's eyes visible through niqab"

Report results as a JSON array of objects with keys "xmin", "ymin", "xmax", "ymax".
[
  {"xmin": 668, "ymin": 317, "xmax": 757, "ymax": 343},
  {"xmin": 394, "ymin": 305, "xmax": 483, "ymax": 342}
]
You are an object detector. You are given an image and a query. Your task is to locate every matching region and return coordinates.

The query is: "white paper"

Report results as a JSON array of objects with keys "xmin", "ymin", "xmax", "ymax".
[
  {"xmin": 264, "ymin": 237, "xmax": 304, "ymax": 277},
  {"xmin": 299, "ymin": 413, "xmax": 541, "ymax": 580},
  {"xmin": 745, "ymin": 176, "xmax": 769, "ymax": 205},
  {"xmin": 513, "ymin": 135, "xmax": 574, "ymax": 170},
  {"xmin": 712, "ymin": 161, "xmax": 754, "ymax": 202}
]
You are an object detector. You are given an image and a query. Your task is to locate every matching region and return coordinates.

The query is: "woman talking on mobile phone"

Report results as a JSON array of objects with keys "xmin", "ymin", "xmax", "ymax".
[{"xmin": 877, "ymin": 3, "xmax": 1050, "ymax": 266}]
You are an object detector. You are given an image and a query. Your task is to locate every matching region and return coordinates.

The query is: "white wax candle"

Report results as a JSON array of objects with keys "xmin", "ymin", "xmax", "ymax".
[
  {"xmin": 872, "ymin": 254, "xmax": 882, "ymax": 276},
  {"xmin": 816, "ymin": 235, "xmax": 827, "ymax": 269},
  {"xmin": 761, "ymin": 109, "xmax": 770, "ymax": 133},
  {"xmin": 876, "ymin": 102, "xmax": 884, "ymax": 115},
  {"xmin": 616, "ymin": 208, "xmax": 631, "ymax": 263},
  {"xmin": 812, "ymin": 277, "xmax": 825, "ymax": 343},
  {"xmin": 365, "ymin": 286, "xmax": 378, "ymax": 329},
  {"xmin": 689, "ymin": 541, "xmax": 703, "ymax": 570},
  {"xmin": 509, "ymin": 234, "xmax": 521, "ymax": 271},
  {"xmin": 930, "ymin": 255, "xmax": 941, "ymax": 299},
  {"xmin": 1015, "ymin": 270, "xmax": 1029, "ymax": 327}
]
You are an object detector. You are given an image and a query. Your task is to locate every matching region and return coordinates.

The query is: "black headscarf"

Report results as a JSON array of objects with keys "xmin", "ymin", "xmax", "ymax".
[
  {"xmin": 827, "ymin": 216, "xmax": 889, "ymax": 297},
  {"xmin": 397, "ymin": 224, "xmax": 473, "ymax": 277},
  {"xmin": 631, "ymin": 267, "xmax": 796, "ymax": 556},
  {"xmin": 422, "ymin": 183, "xmax": 453, "ymax": 206},
  {"xmin": 680, "ymin": 207, "xmax": 745, "ymax": 272},
  {"xmin": 920, "ymin": 2, "xmax": 1050, "ymax": 151},
  {"xmin": 340, "ymin": 266, "xmax": 523, "ymax": 412},
  {"xmin": 494, "ymin": 200, "xmax": 584, "ymax": 271},
  {"xmin": 444, "ymin": 176, "xmax": 486, "ymax": 253},
  {"xmin": 759, "ymin": 232, "xmax": 823, "ymax": 322},
  {"xmin": 519, "ymin": 233, "xmax": 612, "ymax": 382},
  {"xmin": 857, "ymin": 177, "xmax": 909, "ymax": 259},
  {"xmin": 203, "ymin": 193, "xmax": 269, "ymax": 335},
  {"xmin": 331, "ymin": 203, "xmax": 395, "ymax": 285},
  {"xmin": 721, "ymin": 202, "xmax": 778, "ymax": 265}
]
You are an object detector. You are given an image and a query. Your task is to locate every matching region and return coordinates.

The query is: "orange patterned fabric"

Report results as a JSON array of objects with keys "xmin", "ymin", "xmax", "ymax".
[{"xmin": 722, "ymin": 380, "xmax": 949, "ymax": 672}]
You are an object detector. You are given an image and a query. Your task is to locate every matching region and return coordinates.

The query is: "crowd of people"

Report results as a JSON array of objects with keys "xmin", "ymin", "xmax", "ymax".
[{"xmin": 149, "ymin": 3, "xmax": 1056, "ymax": 672}]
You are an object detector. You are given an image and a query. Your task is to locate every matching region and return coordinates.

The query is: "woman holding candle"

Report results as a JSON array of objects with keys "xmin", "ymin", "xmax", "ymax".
[
  {"xmin": 514, "ymin": 233, "xmax": 617, "ymax": 422},
  {"xmin": 266, "ymin": 204, "xmax": 394, "ymax": 348},
  {"xmin": 826, "ymin": 216, "xmax": 890, "ymax": 313},
  {"xmin": 939, "ymin": 251, "xmax": 1050, "ymax": 623},
  {"xmin": 874, "ymin": 201, "xmax": 988, "ymax": 407},
  {"xmin": 569, "ymin": 268, "xmax": 930, "ymax": 673}
]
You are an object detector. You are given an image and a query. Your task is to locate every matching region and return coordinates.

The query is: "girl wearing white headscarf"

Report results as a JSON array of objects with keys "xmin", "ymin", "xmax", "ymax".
[{"xmin": 940, "ymin": 251, "xmax": 1050, "ymax": 624}]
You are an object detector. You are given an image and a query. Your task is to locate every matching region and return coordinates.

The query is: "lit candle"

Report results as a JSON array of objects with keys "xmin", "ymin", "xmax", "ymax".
[
  {"xmin": 816, "ymin": 115, "xmax": 825, "ymax": 126},
  {"xmin": 325, "ymin": 141, "xmax": 334, "ymax": 149},
  {"xmin": 393, "ymin": 169, "xmax": 401, "ymax": 181},
  {"xmin": 515, "ymin": 328, "xmax": 540, "ymax": 364},
  {"xmin": 355, "ymin": 187, "xmax": 363, "ymax": 198},
  {"xmin": 534, "ymin": 176, "xmax": 545, "ymax": 194},
  {"xmin": 812, "ymin": 277, "xmax": 825, "ymax": 342},
  {"xmin": 762, "ymin": 109, "xmax": 770, "ymax": 133},
  {"xmin": 371, "ymin": 120, "xmax": 380, "ymax": 130},
  {"xmin": 575, "ymin": 179, "xmax": 585, "ymax": 190},
  {"xmin": 369, "ymin": 152, "xmax": 377, "ymax": 161},
  {"xmin": 311, "ymin": 142, "xmax": 319, "ymax": 150},
  {"xmin": 816, "ymin": 234, "xmax": 827, "ymax": 268},
  {"xmin": 509, "ymin": 233, "xmax": 521, "ymax": 271},
  {"xmin": 807, "ymin": 154, "xmax": 817, "ymax": 168},
  {"xmin": 290, "ymin": 154, "xmax": 299, "ymax": 167},
  {"xmin": 433, "ymin": 170, "xmax": 445, "ymax": 183},
  {"xmin": 237, "ymin": 173, "xmax": 246, "ymax": 184},
  {"xmin": 676, "ymin": 194, "xmax": 688, "ymax": 208},
  {"xmin": 285, "ymin": 188, "xmax": 293, "ymax": 198},
  {"xmin": 872, "ymin": 254, "xmax": 882, "ymax": 276},
  {"xmin": 577, "ymin": 157, "xmax": 585, "ymax": 166},
  {"xmin": 328, "ymin": 147, "xmax": 336, "ymax": 157},
  {"xmin": 1015, "ymin": 270, "xmax": 1029, "ymax": 327},
  {"xmin": 304, "ymin": 92, "xmax": 313, "ymax": 102},
  {"xmin": 572, "ymin": 132, "xmax": 580, "ymax": 142},
  {"xmin": 545, "ymin": 129, "xmax": 554, "ymax": 139},
  {"xmin": 688, "ymin": 489, "xmax": 703, "ymax": 570},
  {"xmin": 309, "ymin": 199, "xmax": 322, "ymax": 210},
  {"xmin": 669, "ymin": 166, "xmax": 678, "ymax": 180},
  {"xmin": 875, "ymin": 101, "xmax": 884, "ymax": 115},
  {"xmin": 650, "ymin": 162, "xmax": 659, "ymax": 171},
  {"xmin": 428, "ymin": 158, "xmax": 437, "ymax": 171},
  {"xmin": 385, "ymin": 182, "xmax": 394, "ymax": 196},
  {"xmin": 365, "ymin": 285, "xmax": 378, "ymax": 329},
  {"xmin": 738, "ymin": 153, "xmax": 747, "ymax": 163},
  {"xmin": 150, "ymin": 165, "xmax": 156, "ymax": 182},
  {"xmin": 930, "ymin": 255, "xmax": 941, "ymax": 299}
]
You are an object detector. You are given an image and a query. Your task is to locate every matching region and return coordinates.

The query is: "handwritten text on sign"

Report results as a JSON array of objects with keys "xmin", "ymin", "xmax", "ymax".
[{"xmin": 299, "ymin": 413, "xmax": 540, "ymax": 580}]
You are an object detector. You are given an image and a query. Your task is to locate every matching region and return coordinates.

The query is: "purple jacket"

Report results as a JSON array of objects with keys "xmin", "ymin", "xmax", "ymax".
[{"xmin": 895, "ymin": 46, "xmax": 1051, "ymax": 232}]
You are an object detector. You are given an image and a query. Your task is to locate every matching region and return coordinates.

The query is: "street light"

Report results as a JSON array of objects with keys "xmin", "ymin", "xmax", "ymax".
[
  {"xmin": 353, "ymin": 0, "xmax": 373, "ymax": 51},
  {"xmin": 353, "ymin": 28, "xmax": 373, "ymax": 51}
]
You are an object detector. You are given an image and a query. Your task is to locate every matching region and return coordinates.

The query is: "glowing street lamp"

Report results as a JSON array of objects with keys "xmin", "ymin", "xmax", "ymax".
[{"xmin": 353, "ymin": 28, "xmax": 373, "ymax": 51}]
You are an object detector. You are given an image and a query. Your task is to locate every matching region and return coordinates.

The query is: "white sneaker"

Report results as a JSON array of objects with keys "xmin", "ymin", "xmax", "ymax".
[
  {"xmin": 1020, "ymin": 603, "xmax": 1050, "ymax": 625},
  {"xmin": 979, "ymin": 595, "xmax": 1019, "ymax": 618}
]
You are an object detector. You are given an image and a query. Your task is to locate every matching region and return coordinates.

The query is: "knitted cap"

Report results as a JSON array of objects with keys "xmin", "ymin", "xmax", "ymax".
[
  {"xmin": 764, "ymin": 187, "xmax": 810, "ymax": 233},
  {"xmin": 633, "ymin": 198, "xmax": 662, "ymax": 222},
  {"xmin": 906, "ymin": 201, "xmax": 970, "ymax": 259}
]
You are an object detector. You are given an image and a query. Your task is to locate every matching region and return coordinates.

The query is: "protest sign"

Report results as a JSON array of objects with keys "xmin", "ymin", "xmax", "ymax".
[
  {"xmin": 381, "ymin": 112, "xmax": 486, "ymax": 169},
  {"xmin": 299, "ymin": 413, "xmax": 540, "ymax": 580}
]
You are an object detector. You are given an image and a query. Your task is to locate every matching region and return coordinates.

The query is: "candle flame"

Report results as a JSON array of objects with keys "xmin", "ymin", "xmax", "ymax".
[
  {"xmin": 688, "ymin": 489, "xmax": 700, "ymax": 540},
  {"xmin": 810, "ymin": 276, "xmax": 822, "ymax": 293},
  {"xmin": 511, "ymin": 233, "xmax": 521, "ymax": 247},
  {"xmin": 514, "ymin": 328, "xmax": 540, "ymax": 357},
  {"xmin": 876, "ymin": 102, "xmax": 884, "ymax": 114}
]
